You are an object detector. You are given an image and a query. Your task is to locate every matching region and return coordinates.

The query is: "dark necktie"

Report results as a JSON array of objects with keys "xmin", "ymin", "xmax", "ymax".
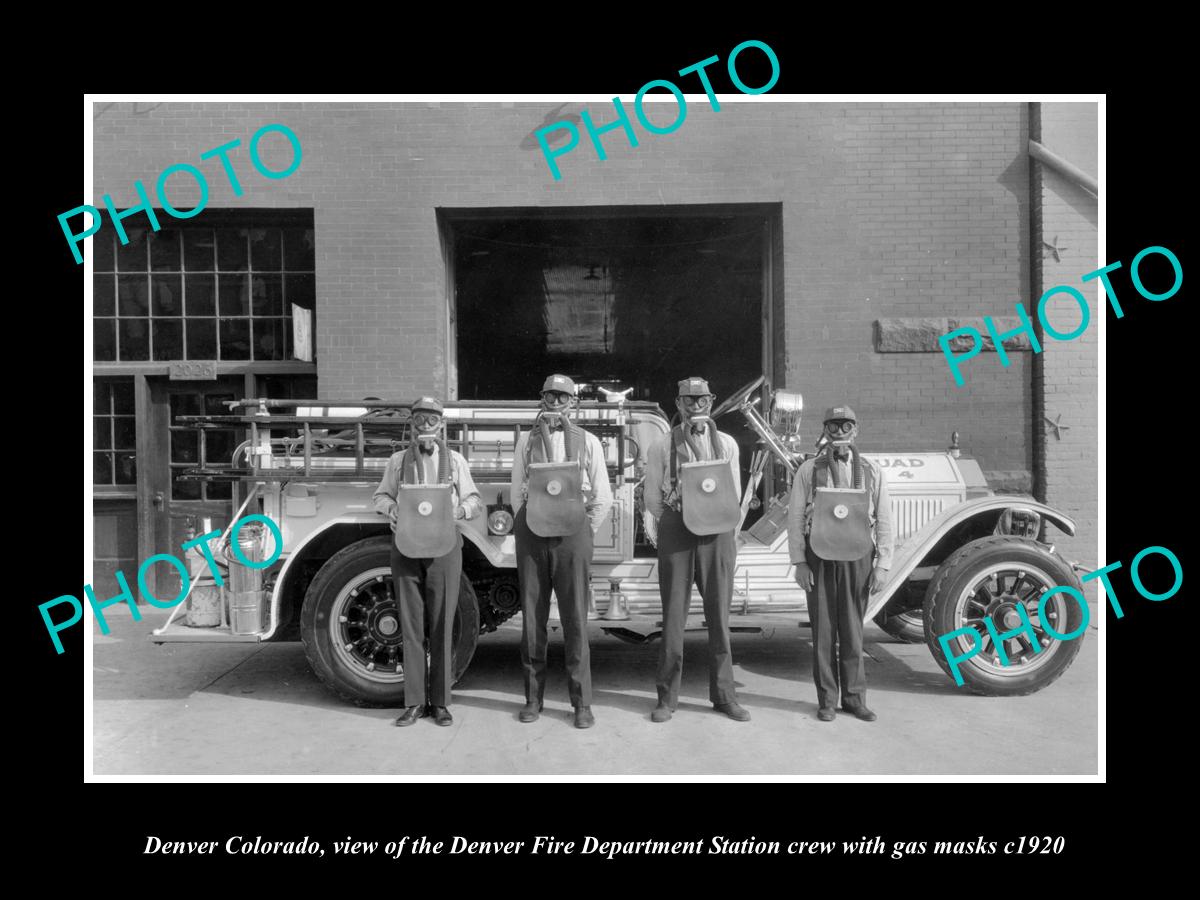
[
  {"xmin": 418, "ymin": 444, "xmax": 434, "ymax": 455},
  {"xmin": 683, "ymin": 426, "xmax": 710, "ymax": 462},
  {"xmin": 832, "ymin": 449, "xmax": 850, "ymax": 487}
]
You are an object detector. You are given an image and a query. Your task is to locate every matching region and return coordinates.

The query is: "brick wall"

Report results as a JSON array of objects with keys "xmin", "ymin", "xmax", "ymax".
[
  {"xmin": 92, "ymin": 100, "xmax": 1036, "ymax": 480},
  {"xmin": 1033, "ymin": 102, "xmax": 1099, "ymax": 567}
]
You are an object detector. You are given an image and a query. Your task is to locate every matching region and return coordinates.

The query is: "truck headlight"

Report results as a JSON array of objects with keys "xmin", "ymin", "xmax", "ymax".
[
  {"xmin": 770, "ymin": 390, "xmax": 803, "ymax": 435},
  {"xmin": 488, "ymin": 509, "xmax": 514, "ymax": 536}
]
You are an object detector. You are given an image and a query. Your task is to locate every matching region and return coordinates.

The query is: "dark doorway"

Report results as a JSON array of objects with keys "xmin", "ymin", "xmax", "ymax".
[{"xmin": 445, "ymin": 206, "xmax": 775, "ymax": 412}]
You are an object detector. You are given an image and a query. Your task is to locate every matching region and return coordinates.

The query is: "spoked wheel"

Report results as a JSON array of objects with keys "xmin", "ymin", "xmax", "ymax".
[
  {"xmin": 301, "ymin": 536, "xmax": 480, "ymax": 706},
  {"xmin": 951, "ymin": 563, "xmax": 1065, "ymax": 674},
  {"xmin": 330, "ymin": 568, "xmax": 407, "ymax": 683},
  {"xmin": 924, "ymin": 536, "xmax": 1086, "ymax": 696}
]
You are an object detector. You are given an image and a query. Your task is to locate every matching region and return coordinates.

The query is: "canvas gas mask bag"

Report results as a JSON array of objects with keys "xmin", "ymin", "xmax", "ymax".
[
  {"xmin": 670, "ymin": 421, "xmax": 741, "ymax": 536},
  {"xmin": 393, "ymin": 437, "xmax": 457, "ymax": 558},
  {"xmin": 809, "ymin": 443, "xmax": 873, "ymax": 560},
  {"xmin": 524, "ymin": 413, "xmax": 587, "ymax": 538}
]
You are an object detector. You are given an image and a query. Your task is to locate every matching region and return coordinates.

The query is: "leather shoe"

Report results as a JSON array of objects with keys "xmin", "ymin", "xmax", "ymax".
[
  {"xmin": 842, "ymin": 703, "xmax": 877, "ymax": 722},
  {"xmin": 817, "ymin": 707, "xmax": 836, "ymax": 722},
  {"xmin": 714, "ymin": 701, "xmax": 751, "ymax": 722},
  {"xmin": 432, "ymin": 706, "xmax": 453, "ymax": 726},
  {"xmin": 394, "ymin": 706, "xmax": 427, "ymax": 727},
  {"xmin": 651, "ymin": 703, "xmax": 673, "ymax": 723},
  {"xmin": 574, "ymin": 706, "xmax": 595, "ymax": 729},
  {"xmin": 518, "ymin": 701, "xmax": 543, "ymax": 723}
]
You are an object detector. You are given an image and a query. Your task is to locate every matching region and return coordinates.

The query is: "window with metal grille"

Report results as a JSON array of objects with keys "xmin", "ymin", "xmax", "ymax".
[
  {"xmin": 92, "ymin": 215, "xmax": 315, "ymax": 362},
  {"xmin": 93, "ymin": 379, "xmax": 136, "ymax": 486}
]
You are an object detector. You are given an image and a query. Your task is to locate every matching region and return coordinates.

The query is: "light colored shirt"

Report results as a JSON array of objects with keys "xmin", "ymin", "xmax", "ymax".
[
  {"xmin": 511, "ymin": 426, "xmax": 613, "ymax": 535},
  {"xmin": 787, "ymin": 454, "xmax": 894, "ymax": 569},
  {"xmin": 643, "ymin": 426, "xmax": 741, "ymax": 521},
  {"xmin": 373, "ymin": 445, "xmax": 483, "ymax": 521}
]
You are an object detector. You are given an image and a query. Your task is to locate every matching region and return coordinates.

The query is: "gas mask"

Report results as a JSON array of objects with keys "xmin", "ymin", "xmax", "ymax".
[
  {"xmin": 411, "ymin": 410, "xmax": 443, "ymax": 447},
  {"xmin": 822, "ymin": 419, "xmax": 858, "ymax": 459},
  {"xmin": 677, "ymin": 393, "xmax": 714, "ymax": 433},
  {"xmin": 540, "ymin": 390, "xmax": 573, "ymax": 416}
]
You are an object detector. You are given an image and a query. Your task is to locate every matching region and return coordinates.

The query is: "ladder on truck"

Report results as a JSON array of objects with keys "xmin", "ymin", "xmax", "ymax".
[
  {"xmin": 152, "ymin": 397, "xmax": 659, "ymax": 644},
  {"xmin": 174, "ymin": 397, "xmax": 660, "ymax": 486}
]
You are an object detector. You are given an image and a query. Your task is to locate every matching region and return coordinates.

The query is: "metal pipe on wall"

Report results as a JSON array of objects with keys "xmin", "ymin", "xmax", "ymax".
[{"xmin": 1029, "ymin": 140, "xmax": 1098, "ymax": 196}]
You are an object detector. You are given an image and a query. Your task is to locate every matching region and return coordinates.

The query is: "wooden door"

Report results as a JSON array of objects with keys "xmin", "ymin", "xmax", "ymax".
[{"xmin": 142, "ymin": 377, "xmax": 244, "ymax": 600}]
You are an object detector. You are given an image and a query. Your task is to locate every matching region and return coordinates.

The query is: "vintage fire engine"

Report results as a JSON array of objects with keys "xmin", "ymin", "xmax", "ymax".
[{"xmin": 158, "ymin": 377, "xmax": 1085, "ymax": 701}]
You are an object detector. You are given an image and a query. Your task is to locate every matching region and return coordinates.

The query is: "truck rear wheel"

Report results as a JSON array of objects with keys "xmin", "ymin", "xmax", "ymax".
[
  {"xmin": 923, "ymin": 536, "xmax": 1086, "ymax": 696},
  {"xmin": 301, "ymin": 536, "xmax": 480, "ymax": 707},
  {"xmin": 874, "ymin": 608, "xmax": 926, "ymax": 643}
]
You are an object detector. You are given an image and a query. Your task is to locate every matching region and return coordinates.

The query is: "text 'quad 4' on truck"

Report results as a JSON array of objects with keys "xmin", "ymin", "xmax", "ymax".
[{"xmin": 160, "ymin": 377, "xmax": 1086, "ymax": 702}]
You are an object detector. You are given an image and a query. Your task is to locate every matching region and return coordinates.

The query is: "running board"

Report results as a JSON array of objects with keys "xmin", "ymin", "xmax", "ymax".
[{"xmin": 150, "ymin": 621, "xmax": 262, "ymax": 643}]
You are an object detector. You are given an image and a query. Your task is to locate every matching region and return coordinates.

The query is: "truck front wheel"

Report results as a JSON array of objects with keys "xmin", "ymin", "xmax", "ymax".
[
  {"xmin": 923, "ymin": 536, "xmax": 1086, "ymax": 696},
  {"xmin": 301, "ymin": 536, "xmax": 480, "ymax": 707}
]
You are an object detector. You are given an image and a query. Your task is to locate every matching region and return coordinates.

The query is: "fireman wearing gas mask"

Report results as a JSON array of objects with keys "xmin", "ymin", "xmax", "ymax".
[
  {"xmin": 373, "ymin": 396, "xmax": 482, "ymax": 728},
  {"xmin": 510, "ymin": 375, "xmax": 612, "ymax": 729},
  {"xmin": 642, "ymin": 378, "xmax": 750, "ymax": 723},
  {"xmin": 788, "ymin": 406, "xmax": 894, "ymax": 723}
]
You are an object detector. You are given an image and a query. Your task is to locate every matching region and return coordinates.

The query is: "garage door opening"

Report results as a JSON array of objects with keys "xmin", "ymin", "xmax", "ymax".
[
  {"xmin": 441, "ymin": 205, "xmax": 782, "ymax": 523},
  {"xmin": 443, "ymin": 205, "xmax": 779, "ymax": 415}
]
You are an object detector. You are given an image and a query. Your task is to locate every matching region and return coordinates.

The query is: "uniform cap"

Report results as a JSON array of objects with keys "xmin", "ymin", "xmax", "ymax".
[
  {"xmin": 541, "ymin": 374, "xmax": 577, "ymax": 395},
  {"xmin": 677, "ymin": 377, "xmax": 713, "ymax": 397},
  {"xmin": 823, "ymin": 405, "xmax": 857, "ymax": 423},
  {"xmin": 412, "ymin": 396, "xmax": 444, "ymax": 415}
]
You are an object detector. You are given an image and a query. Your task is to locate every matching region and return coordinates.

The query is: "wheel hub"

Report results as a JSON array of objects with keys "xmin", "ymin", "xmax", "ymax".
[
  {"xmin": 364, "ymin": 604, "xmax": 402, "ymax": 643},
  {"xmin": 982, "ymin": 595, "xmax": 1024, "ymax": 631}
]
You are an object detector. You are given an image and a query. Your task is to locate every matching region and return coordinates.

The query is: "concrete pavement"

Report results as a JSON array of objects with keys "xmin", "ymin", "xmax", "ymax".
[{"xmin": 92, "ymin": 607, "xmax": 1099, "ymax": 777}]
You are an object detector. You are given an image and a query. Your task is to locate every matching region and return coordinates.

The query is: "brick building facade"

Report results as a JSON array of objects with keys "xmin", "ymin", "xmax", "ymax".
[
  {"xmin": 89, "ymin": 100, "xmax": 1099, "ymax": 589},
  {"xmin": 1033, "ymin": 103, "xmax": 1100, "ymax": 568}
]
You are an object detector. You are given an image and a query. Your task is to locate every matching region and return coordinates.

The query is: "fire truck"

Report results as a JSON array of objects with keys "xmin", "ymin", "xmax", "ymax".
[{"xmin": 156, "ymin": 377, "xmax": 1086, "ymax": 701}]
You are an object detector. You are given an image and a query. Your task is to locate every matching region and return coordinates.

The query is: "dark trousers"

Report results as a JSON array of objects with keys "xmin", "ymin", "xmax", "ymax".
[
  {"xmin": 390, "ymin": 539, "xmax": 461, "ymax": 708},
  {"xmin": 514, "ymin": 507, "xmax": 594, "ymax": 708},
  {"xmin": 655, "ymin": 508, "xmax": 738, "ymax": 708},
  {"xmin": 805, "ymin": 545, "xmax": 873, "ymax": 709}
]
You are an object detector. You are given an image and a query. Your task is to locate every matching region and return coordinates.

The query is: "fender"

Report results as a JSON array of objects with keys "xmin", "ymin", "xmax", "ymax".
[
  {"xmin": 261, "ymin": 514, "xmax": 512, "ymax": 640},
  {"xmin": 863, "ymin": 496, "xmax": 1076, "ymax": 623}
]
